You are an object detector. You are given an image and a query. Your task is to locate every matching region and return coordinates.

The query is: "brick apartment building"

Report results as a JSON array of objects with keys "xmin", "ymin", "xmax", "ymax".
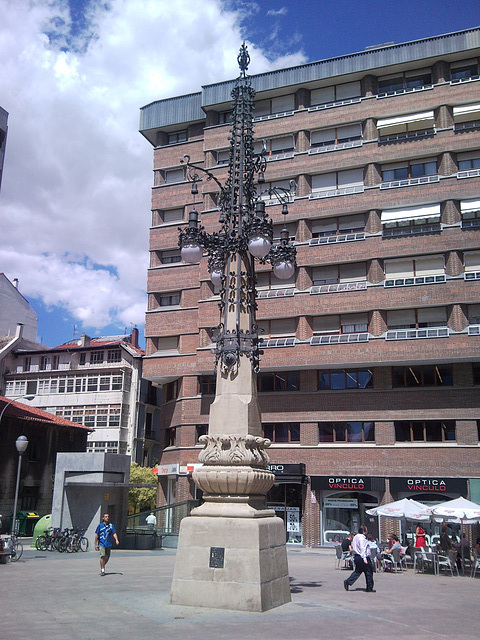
[{"xmin": 139, "ymin": 28, "xmax": 480, "ymax": 545}]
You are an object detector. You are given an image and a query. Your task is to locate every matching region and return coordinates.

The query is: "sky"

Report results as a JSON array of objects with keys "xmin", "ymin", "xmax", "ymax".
[{"xmin": 1, "ymin": 0, "xmax": 479, "ymax": 348}]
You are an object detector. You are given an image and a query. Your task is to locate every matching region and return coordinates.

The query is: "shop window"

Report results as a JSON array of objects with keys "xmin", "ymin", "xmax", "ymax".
[
  {"xmin": 258, "ymin": 371, "xmax": 300, "ymax": 392},
  {"xmin": 196, "ymin": 424, "xmax": 208, "ymax": 441},
  {"xmin": 392, "ymin": 365, "xmax": 453, "ymax": 387},
  {"xmin": 263, "ymin": 423, "xmax": 300, "ymax": 443},
  {"xmin": 198, "ymin": 375, "xmax": 216, "ymax": 395},
  {"xmin": 378, "ymin": 69, "xmax": 432, "ymax": 94},
  {"xmin": 318, "ymin": 421, "xmax": 374, "ymax": 443},
  {"xmin": 395, "ymin": 420, "xmax": 456, "ymax": 442},
  {"xmin": 318, "ymin": 369, "xmax": 373, "ymax": 390},
  {"xmin": 165, "ymin": 427, "xmax": 177, "ymax": 447}
]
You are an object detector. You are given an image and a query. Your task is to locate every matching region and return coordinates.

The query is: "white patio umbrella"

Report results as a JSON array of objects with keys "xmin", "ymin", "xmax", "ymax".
[
  {"xmin": 366, "ymin": 498, "xmax": 432, "ymax": 521},
  {"xmin": 432, "ymin": 497, "xmax": 480, "ymax": 524}
]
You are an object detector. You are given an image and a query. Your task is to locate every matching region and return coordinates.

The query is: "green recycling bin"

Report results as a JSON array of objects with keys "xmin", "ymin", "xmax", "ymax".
[{"xmin": 11, "ymin": 511, "xmax": 40, "ymax": 536}]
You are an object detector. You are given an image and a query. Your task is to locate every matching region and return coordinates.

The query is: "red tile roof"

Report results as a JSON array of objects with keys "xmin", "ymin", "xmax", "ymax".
[
  {"xmin": 54, "ymin": 335, "xmax": 144, "ymax": 355},
  {"xmin": 0, "ymin": 396, "xmax": 93, "ymax": 431}
]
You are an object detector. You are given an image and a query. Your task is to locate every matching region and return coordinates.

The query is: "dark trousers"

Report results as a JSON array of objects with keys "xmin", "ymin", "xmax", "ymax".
[{"xmin": 346, "ymin": 554, "xmax": 374, "ymax": 590}]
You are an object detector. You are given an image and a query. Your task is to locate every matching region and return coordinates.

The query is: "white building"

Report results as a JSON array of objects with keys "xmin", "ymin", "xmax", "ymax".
[
  {"xmin": 0, "ymin": 274, "xmax": 37, "ymax": 342},
  {"xmin": 2, "ymin": 329, "xmax": 161, "ymax": 462}
]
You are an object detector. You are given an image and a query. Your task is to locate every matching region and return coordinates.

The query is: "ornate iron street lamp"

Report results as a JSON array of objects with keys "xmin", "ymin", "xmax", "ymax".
[{"xmin": 171, "ymin": 44, "xmax": 294, "ymax": 612}]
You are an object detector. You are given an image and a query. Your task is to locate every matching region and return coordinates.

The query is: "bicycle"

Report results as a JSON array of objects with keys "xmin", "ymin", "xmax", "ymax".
[{"xmin": 9, "ymin": 533, "xmax": 23, "ymax": 562}]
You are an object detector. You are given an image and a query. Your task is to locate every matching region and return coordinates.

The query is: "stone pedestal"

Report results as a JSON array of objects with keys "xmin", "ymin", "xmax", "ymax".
[{"xmin": 170, "ymin": 513, "xmax": 291, "ymax": 612}]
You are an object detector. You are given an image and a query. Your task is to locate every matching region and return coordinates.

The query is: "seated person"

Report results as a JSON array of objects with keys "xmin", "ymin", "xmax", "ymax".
[
  {"xmin": 381, "ymin": 535, "xmax": 404, "ymax": 569},
  {"xmin": 341, "ymin": 533, "xmax": 354, "ymax": 553}
]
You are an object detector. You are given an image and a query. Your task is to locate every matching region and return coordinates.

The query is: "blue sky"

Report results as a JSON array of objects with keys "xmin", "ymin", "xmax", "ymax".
[{"xmin": 1, "ymin": 0, "xmax": 479, "ymax": 348}]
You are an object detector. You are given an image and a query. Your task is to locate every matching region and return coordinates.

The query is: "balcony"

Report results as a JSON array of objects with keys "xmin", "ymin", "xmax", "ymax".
[
  {"xmin": 311, "ymin": 281, "xmax": 367, "ymax": 295},
  {"xmin": 257, "ymin": 288, "xmax": 295, "ymax": 299},
  {"xmin": 384, "ymin": 274, "xmax": 446, "ymax": 288},
  {"xmin": 380, "ymin": 175, "xmax": 439, "ymax": 189},
  {"xmin": 310, "ymin": 232, "xmax": 365, "ymax": 245},
  {"xmin": 310, "ymin": 333, "xmax": 369, "ymax": 345},
  {"xmin": 261, "ymin": 337, "xmax": 296, "ymax": 348},
  {"xmin": 386, "ymin": 327, "xmax": 449, "ymax": 341}
]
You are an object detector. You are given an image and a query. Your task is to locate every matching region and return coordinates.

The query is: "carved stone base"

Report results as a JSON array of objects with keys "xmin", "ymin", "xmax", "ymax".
[{"xmin": 170, "ymin": 514, "xmax": 291, "ymax": 612}]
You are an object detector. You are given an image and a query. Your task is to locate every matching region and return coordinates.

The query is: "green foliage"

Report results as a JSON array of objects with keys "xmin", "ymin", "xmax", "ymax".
[{"xmin": 128, "ymin": 462, "xmax": 158, "ymax": 513}]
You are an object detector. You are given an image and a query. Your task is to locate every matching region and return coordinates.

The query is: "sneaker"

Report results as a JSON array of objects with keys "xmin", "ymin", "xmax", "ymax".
[
  {"xmin": 366, "ymin": 588, "xmax": 376, "ymax": 592},
  {"xmin": 100, "ymin": 571, "xmax": 105, "ymax": 576},
  {"xmin": 343, "ymin": 580, "xmax": 349, "ymax": 591}
]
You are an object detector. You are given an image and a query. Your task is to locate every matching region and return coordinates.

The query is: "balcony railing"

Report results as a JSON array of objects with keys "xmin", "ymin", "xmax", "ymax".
[
  {"xmin": 380, "ymin": 175, "xmax": 439, "ymax": 189},
  {"xmin": 257, "ymin": 288, "xmax": 295, "ymax": 299},
  {"xmin": 386, "ymin": 327, "xmax": 449, "ymax": 340},
  {"xmin": 261, "ymin": 337, "xmax": 296, "ymax": 348},
  {"xmin": 310, "ymin": 185, "xmax": 364, "ymax": 199},
  {"xmin": 384, "ymin": 274, "xmax": 446, "ymax": 288},
  {"xmin": 310, "ymin": 333, "xmax": 369, "ymax": 345},
  {"xmin": 311, "ymin": 281, "xmax": 367, "ymax": 295},
  {"xmin": 310, "ymin": 232, "xmax": 365, "ymax": 245},
  {"xmin": 465, "ymin": 271, "xmax": 480, "ymax": 281}
]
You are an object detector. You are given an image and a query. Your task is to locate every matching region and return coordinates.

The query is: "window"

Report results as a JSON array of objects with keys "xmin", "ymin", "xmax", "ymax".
[
  {"xmin": 318, "ymin": 369, "xmax": 373, "ymax": 390},
  {"xmin": 381, "ymin": 159, "xmax": 437, "ymax": 182},
  {"xmin": 464, "ymin": 252, "xmax": 480, "ymax": 276},
  {"xmin": 164, "ymin": 167, "xmax": 185, "ymax": 184},
  {"xmin": 26, "ymin": 380, "xmax": 37, "ymax": 395},
  {"xmin": 312, "ymin": 313, "xmax": 368, "ymax": 335},
  {"xmin": 253, "ymin": 135, "xmax": 295, "ymax": 156},
  {"xmin": 107, "ymin": 349, "xmax": 122, "ymax": 363},
  {"xmin": 112, "ymin": 375, "xmax": 123, "ymax": 390},
  {"xmin": 384, "ymin": 255, "xmax": 445, "ymax": 279},
  {"xmin": 167, "ymin": 130, "xmax": 187, "ymax": 145},
  {"xmin": 87, "ymin": 376, "xmax": 99, "ymax": 391},
  {"xmin": 318, "ymin": 421, "xmax": 374, "ymax": 443},
  {"xmin": 453, "ymin": 104, "xmax": 480, "ymax": 131},
  {"xmin": 160, "ymin": 250, "xmax": 181, "ymax": 265},
  {"xmin": 198, "ymin": 375, "xmax": 216, "ymax": 395},
  {"xmin": 468, "ymin": 304, "xmax": 480, "ymax": 324},
  {"xmin": 381, "ymin": 204, "xmax": 441, "ymax": 235},
  {"xmin": 311, "ymin": 214, "xmax": 365, "ymax": 237},
  {"xmin": 474, "ymin": 364, "xmax": 480, "ymax": 385},
  {"xmin": 24, "ymin": 357, "xmax": 31, "ymax": 372},
  {"xmin": 99, "ymin": 376, "xmax": 110, "ymax": 391},
  {"xmin": 311, "ymin": 168, "xmax": 364, "ymax": 194},
  {"xmin": 378, "ymin": 69, "xmax": 432, "ymax": 94},
  {"xmin": 260, "ymin": 179, "xmax": 295, "ymax": 201},
  {"xmin": 387, "ymin": 307, "xmax": 447, "ymax": 329},
  {"xmin": 216, "ymin": 149, "xmax": 230, "ymax": 165},
  {"xmin": 56, "ymin": 404, "xmax": 122, "ymax": 428},
  {"xmin": 159, "ymin": 292, "xmax": 181, "ymax": 306},
  {"xmin": 310, "ymin": 81, "xmax": 361, "ymax": 106},
  {"xmin": 377, "ymin": 111, "xmax": 435, "ymax": 141},
  {"xmin": 392, "ymin": 365, "xmax": 453, "ymax": 387},
  {"xmin": 218, "ymin": 110, "xmax": 233, "ymax": 124},
  {"xmin": 461, "ymin": 200, "xmax": 480, "ymax": 227},
  {"xmin": 312, "ymin": 262, "xmax": 366, "ymax": 285},
  {"xmin": 395, "ymin": 420, "xmax": 455, "ymax": 442},
  {"xmin": 458, "ymin": 151, "xmax": 480, "ymax": 171},
  {"xmin": 310, "ymin": 123, "xmax": 362, "ymax": 147},
  {"xmin": 40, "ymin": 355, "xmax": 57, "ymax": 370},
  {"xmin": 258, "ymin": 318, "xmax": 296, "ymax": 338},
  {"xmin": 164, "ymin": 379, "xmax": 179, "ymax": 402},
  {"xmin": 451, "ymin": 59, "xmax": 479, "ymax": 80},
  {"xmin": 90, "ymin": 351, "xmax": 104, "ymax": 364},
  {"xmin": 79, "ymin": 352, "xmax": 86, "ymax": 365},
  {"xmin": 258, "ymin": 371, "xmax": 300, "ymax": 392},
  {"xmin": 256, "ymin": 270, "xmax": 294, "ymax": 290},
  {"xmin": 196, "ymin": 424, "xmax": 208, "ymax": 441},
  {"xmin": 154, "ymin": 336, "xmax": 179, "ymax": 352},
  {"xmin": 254, "ymin": 94, "xmax": 295, "ymax": 117},
  {"xmin": 155, "ymin": 208, "xmax": 184, "ymax": 224},
  {"xmin": 165, "ymin": 427, "xmax": 177, "ymax": 447},
  {"xmin": 263, "ymin": 423, "xmax": 300, "ymax": 443}
]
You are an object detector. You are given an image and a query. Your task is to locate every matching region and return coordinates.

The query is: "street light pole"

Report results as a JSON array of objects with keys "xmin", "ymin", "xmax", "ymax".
[{"xmin": 11, "ymin": 436, "xmax": 29, "ymax": 535}]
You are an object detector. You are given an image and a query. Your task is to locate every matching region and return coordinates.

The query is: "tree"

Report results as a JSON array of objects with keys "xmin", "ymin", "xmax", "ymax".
[{"xmin": 128, "ymin": 462, "xmax": 157, "ymax": 513}]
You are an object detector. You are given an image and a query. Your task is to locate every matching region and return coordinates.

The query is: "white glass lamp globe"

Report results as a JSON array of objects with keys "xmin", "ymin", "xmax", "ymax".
[
  {"xmin": 247, "ymin": 235, "xmax": 271, "ymax": 258},
  {"xmin": 210, "ymin": 269, "xmax": 223, "ymax": 287},
  {"xmin": 273, "ymin": 261, "xmax": 295, "ymax": 280},
  {"xmin": 181, "ymin": 243, "xmax": 203, "ymax": 263}
]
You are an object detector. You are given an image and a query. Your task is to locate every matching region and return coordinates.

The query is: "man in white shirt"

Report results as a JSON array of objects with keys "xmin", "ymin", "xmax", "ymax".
[
  {"xmin": 146, "ymin": 512, "xmax": 157, "ymax": 530},
  {"xmin": 344, "ymin": 525, "xmax": 375, "ymax": 592}
]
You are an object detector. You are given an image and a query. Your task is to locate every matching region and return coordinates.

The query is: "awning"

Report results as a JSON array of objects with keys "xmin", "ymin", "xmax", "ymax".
[
  {"xmin": 453, "ymin": 103, "xmax": 480, "ymax": 122},
  {"xmin": 381, "ymin": 203, "xmax": 440, "ymax": 224},
  {"xmin": 377, "ymin": 111, "xmax": 434, "ymax": 132},
  {"xmin": 460, "ymin": 199, "xmax": 480, "ymax": 213}
]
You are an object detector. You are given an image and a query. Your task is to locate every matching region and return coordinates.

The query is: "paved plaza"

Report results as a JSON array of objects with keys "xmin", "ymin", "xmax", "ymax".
[{"xmin": 1, "ymin": 543, "xmax": 478, "ymax": 640}]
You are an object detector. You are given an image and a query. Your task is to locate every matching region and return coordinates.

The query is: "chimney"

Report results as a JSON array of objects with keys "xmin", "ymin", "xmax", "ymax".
[
  {"xmin": 131, "ymin": 327, "xmax": 139, "ymax": 348},
  {"xmin": 13, "ymin": 278, "xmax": 19, "ymax": 288},
  {"xmin": 80, "ymin": 333, "xmax": 91, "ymax": 347},
  {"xmin": 15, "ymin": 323, "xmax": 24, "ymax": 339}
]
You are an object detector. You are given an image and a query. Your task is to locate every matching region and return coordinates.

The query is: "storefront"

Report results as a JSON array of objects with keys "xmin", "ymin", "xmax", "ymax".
[
  {"xmin": 311, "ymin": 476, "xmax": 384, "ymax": 545},
  {"xmin": 389, "ymin": 476, "xmax": 469, "ymax": 546},
  {"xmin": 266, "ymin": 464, "xmax": 306, "ymax": 544}
]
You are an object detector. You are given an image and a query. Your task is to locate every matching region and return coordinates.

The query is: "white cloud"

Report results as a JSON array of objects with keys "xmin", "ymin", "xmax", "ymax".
[
  {"xmin": 267, "ymin": 7, "xmax": 288, "ymax": 17},
  {"xmin": 0, "ymin": 0, "xmax": 306, "ymax": 337}
]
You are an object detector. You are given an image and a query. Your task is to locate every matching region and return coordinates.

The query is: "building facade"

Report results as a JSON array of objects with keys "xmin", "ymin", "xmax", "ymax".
[
  {"xmin": 140, "ymin": 29, "xmax": 480, "ymax": 545},
  {"xmin": 2, "ymin": 330, "xmax": 162, "ymax": 466},
  {"xmin": 0, "ymin": 106, "xmax": 7, "ymax": 192},
  {"xmin": 0, "ymin": 274, "xmax": 38, "ymax": 342}
]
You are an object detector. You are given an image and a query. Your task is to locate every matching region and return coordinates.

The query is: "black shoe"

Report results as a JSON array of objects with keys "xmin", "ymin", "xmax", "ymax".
[
  {"xmin": 366, "ymin": 588, "xmax": 376, "ymax": 592},
  {"xmin": 344, "ymin": 580, "xmax": 349, "ymax": 591}
]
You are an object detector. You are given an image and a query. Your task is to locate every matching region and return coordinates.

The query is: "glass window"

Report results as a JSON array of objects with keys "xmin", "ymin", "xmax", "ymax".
[
  {"xmin": 90, "ymin": 351, "xmax": 104, "ymax": 364},
  {"xmin": 263, "ymin": 423, "xmax": 300, "ymax": 443},
  {"xmin": 198, "ymin": 375, "xmax": 216, "ymax": 395},
  {"xmin": 167, "ymin": 131, "xmax": 187, "ymax": 145},
  {"xmin": 258, "ymin": 372, "xmax": 300, "ymax": 392},
  {"xmin": 395, "ymin": 421, "xmax": 456, "ymax": 442},
  {"xmin": 107, "ymin": 349, "xmax": 121, "ymax": 363},
  {"xmin": 319, "ymin": 421, "xmax": 374, "ymax": 443},
  {"xmin": 392, "ymin": 365, "xmax": 452, "ymax": 387}
]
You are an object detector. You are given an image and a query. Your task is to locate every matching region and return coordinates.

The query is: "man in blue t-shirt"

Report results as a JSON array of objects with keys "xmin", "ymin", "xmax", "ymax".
[{"xmin": 95, "ymin": 513, "xmax": 119, "ymax": 576}]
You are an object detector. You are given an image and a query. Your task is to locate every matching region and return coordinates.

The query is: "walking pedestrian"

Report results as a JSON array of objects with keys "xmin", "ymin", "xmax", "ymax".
[
  {"xmin": 95, "ymin": 512, "xmax": 119, "ymax": 576},
  {"xmin": 344, "ymin": 525, "xmax": 375, "ymax": 592},
  {"xmin": 146, "ymin": 512, "xmax": 157, "ymax": 530}
]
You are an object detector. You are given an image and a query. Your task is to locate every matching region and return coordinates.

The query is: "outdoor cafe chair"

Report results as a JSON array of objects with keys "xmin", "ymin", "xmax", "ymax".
[
  {"xmin": 369, "ymin": 547, "xmax": 381, "ymax": 572},
  {"xmin": 471, "ymin": 550, "xmax": 480, "ymax": 578},
  {"xmin": 437, "ymin": 550, "xmax": 458, "ymax": 577},
  {"xmin": 391, "ymin": 548, "xmax": 408, "ymax": 573},
  {"xmin": 335, "ymin": 546, "xmax": 352, "ymax": 570},
  {"xmin": 413, "ymin": 549, "xmax": 436, "ymax": 574}
]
